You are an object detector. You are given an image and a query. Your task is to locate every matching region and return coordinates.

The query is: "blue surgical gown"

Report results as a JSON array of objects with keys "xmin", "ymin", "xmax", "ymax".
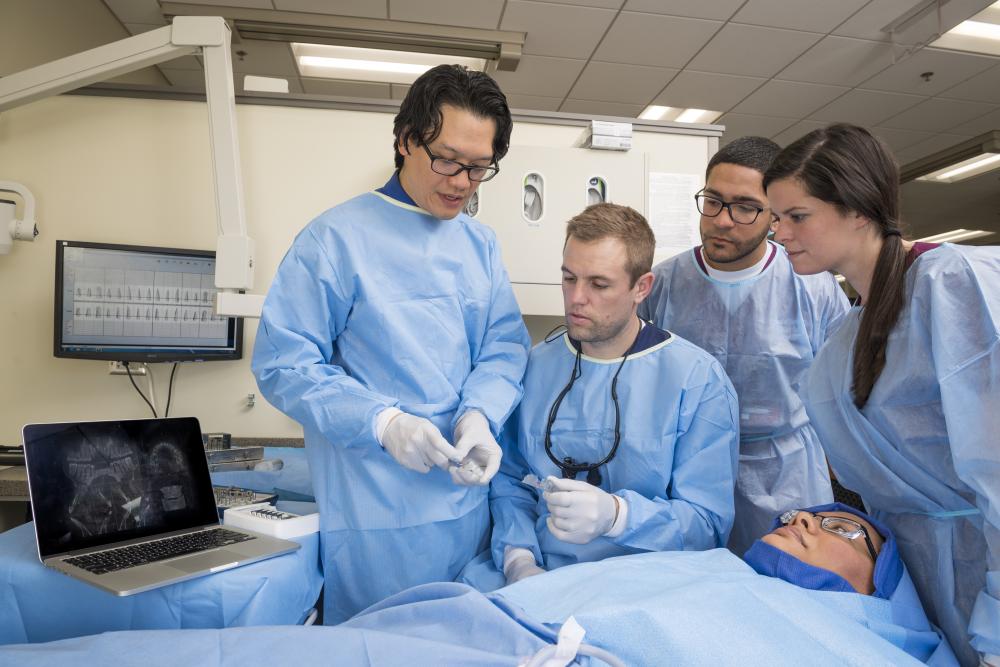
[
  {"xmin": 462, "ymin": 327, "xmax": 739, "ymax": 590},
  {"xmin": 803, "ymin": 243, "xmax": 1000, "ymax": 666},
  {"xmin": 252, "ymin": 180, "xmax": 530, "ymax": 623},
  {"xmin": 639, "ymin": 242, "xmax": 849, "ymax": 554}
]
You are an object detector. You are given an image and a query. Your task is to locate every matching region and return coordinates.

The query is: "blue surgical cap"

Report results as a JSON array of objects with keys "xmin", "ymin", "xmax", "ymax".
[{"xmin": 743, "ymin": 502, "xmax": 903, "ymax": 599}]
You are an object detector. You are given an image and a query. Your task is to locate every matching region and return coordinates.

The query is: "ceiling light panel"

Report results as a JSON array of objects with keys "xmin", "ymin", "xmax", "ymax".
[{"xmin": 293, "ymin": 43, "xmax": 486, "ymax": 84}]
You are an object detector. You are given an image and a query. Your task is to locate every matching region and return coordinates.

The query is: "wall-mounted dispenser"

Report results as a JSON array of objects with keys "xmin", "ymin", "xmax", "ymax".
[
  {"xmin": 522, "ymin": 172, "xmax": 544, "ymax": 225},
  {"xmin": 464, "ymin": 190, "xmax": 480, "ymax": 217},
  {"xmin": 587, "ymin": 176, "xmax": 608, "ymax": 206}
]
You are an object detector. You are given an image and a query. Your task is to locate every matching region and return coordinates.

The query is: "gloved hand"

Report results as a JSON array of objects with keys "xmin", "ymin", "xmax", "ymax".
[
  {"xmin": 381, "ymin": 412, "xmax": 460, "ymax": 473},
  {"xmin": 544, "ymin": 476, "xmax": 619, "ymax": 545},
  {"xmin": 504, "ymin": 551, "xmax": 546, "ymax": 585},
  {"xmin": 450, "ymin": 411, "xmax": 502, "ymax": 486}
]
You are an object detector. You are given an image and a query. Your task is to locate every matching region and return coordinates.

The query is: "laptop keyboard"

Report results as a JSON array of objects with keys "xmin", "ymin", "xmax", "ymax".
[{"xmin": 65, "ymin": 528, "xmax": 255, "ymax": 575}]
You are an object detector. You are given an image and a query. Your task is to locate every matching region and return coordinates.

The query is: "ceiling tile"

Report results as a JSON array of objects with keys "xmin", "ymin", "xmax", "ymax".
[
  {"xmin": 161, "ymin": 55, "xmax": 204, "ymax": 71},
  {"xmin": 732, "ymin": 0, "xmax": 868, "ymax": 32},
  {"xmin": 870, "ymin": 125, "xmax": 934, "ymax": 151},
  {"xmin": 777, "ymin": 36, "xmax": 895, "ymax": 86},
  {"xmin": 104, "ymin": 0, "xmax": 165, "ymax": 23},
  {"xmin": 273, "ymin": 0, "xmax": 388, "ymax": 18},
  {"xmin": 167, "ymin": 0, "xmax": 273, "ymax": 7},
  {"xmin": 833, "ymin": 0, "xmax": 928, "ymax": 40},
  {"xmin": 687, "ymin": 24, "xmax": 822, "ymax": 77},
  {"xmin": 569, "ymin": 61, "xmax": 676, "ymax": 103},
  {"xmin": 732, "ymin": 80, "xmax": 849, "ymax": 118},
  {"xmin": 860, "ymin": 48, "xmax": 999, "ymax": 96},
  {"xmin": 653, "ymin": 70, "xmax": 765, "ymax": 112},
  {"xmin": 560, "ymin": 98, "xmax": 645, "ymax": 118},
  {"xmin": 594, "ymin": 12, "xmax": 722, "ymax": 68},
  {"xmin": 160, "ymin": 68, "xmax": 206, "ymax": 90},
  {"xmin": 490, "ymin": 55, "xmax": 587, "ymax": 98},
  {"xmin": 502, "ymin": 1, "xmax": 616, "ymax": 59},
  {"xmin": 389, "ymin": 0, "xmax": 503, "ymax": 29},
  {"xmin": 231, "ymin": 40, "xmax": 298, "ymax": 77},
  {"xmin": 950, "ymin": 106, "xmax": 1000, "ymax": 135},
  {"xmin": 938, "ymin": 63, "xmax": 1000, "ymax": 103},
  {"xmin": 772, "ymin": 120, "xmax": 829, "ymax": 147},
  {"xmin": 809, "ymin": 89, "xmax": 926, "ymax": 126},
  {"xmin": 895, "ymin": 132, "xmax": 971, "ymax": 164},
  {"xmin": 879, "ymin": 97, "xmax": 996, "ymax": 133},
  {"xmin": 520, "ymin": 0, "xmax": 623, "ymax": 8},
  {"xmin": 716, "ymin": 113, "xmax": 796, "ymax": 142},
  {"xmin": 124, "ymin": 22, "xmax": 169, "ymax": 35},
  {"xmin": 505, "ymin": 93, "xmax": 564, "ymax": 112},
  {"xmin": 622, "ymin": 0, "xmax": 743, "ymax": 20},
  {"xmin": 300, "ymin": 78, "xmax": 392, "ymax": 98}
]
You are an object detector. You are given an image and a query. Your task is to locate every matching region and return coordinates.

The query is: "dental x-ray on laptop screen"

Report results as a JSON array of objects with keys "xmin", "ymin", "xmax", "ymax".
[{"xmin": 23, "ymin": 417, "xmax": 298, "ymax": 596}]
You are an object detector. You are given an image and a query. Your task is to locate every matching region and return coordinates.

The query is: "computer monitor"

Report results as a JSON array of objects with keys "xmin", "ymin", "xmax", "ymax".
[{"xmin": 54, "ymin": 240, "xmax": 243, "ymax": 362}]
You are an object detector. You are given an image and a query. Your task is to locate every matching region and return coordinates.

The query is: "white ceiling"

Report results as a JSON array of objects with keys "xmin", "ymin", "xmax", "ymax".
[{"xmin": 10, "ymin": 0, "xmax": 1000, "ymax": 240}]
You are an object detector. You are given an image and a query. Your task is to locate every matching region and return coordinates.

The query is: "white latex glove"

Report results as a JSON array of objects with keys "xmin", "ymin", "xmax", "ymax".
[
  {"xmin": 449, "ymin": 411, "xmax": 502, "ymax": 486},
  {"xmin": 381, "ymin": 412, "xmax": 460, "ymax": 473},
  {"xmin": 504, "ymin": 550, "xmax": 546, "ymax": 585},
  {"xmin": 544, "ymin": 476, "xmax": 619, "ymax": 545}
]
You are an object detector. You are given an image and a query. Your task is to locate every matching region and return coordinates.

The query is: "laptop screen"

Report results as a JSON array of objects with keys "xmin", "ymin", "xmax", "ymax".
[{"xmin": 23, "ymin": 417, "xmax": 220, "ymax": 558}]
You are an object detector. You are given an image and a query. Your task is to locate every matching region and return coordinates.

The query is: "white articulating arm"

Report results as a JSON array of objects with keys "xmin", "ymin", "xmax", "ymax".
[{"xmin": 0, "ymin": 16, "xmax": 263, "ymax": 317}]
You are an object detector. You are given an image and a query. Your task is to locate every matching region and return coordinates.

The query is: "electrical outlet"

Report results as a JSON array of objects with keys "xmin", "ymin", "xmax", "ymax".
[{"xmin": 109, "ymin": 361, "xmax": 146, "ymax": 376}]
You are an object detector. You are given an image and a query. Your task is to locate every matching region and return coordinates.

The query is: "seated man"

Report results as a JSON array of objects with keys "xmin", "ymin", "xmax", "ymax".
[{"xmin": 461, "ymin": 202, "xmax": 740, "ymax": 591}]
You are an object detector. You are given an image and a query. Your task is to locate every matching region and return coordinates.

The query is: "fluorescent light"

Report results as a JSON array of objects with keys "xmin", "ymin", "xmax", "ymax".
[
  {"xmin": 675, "ymin": 108, "xmax": 722, "ymax": 124},
  {"xmin": 915, "ymin": 229, "xmax": 995, "ymax": 243},
  {"xmin": 948, "ymin": 20, "xmax": 1000, "ymax": 40},
  {"xmin": 293, "ymin": 43, "xmax": 486, "ymax": 85},
  {"xmin": 299, "ymin": 56, "xmax": 430, "ymax": 75},
  {"xmin": 916, "ymin": 152, "xmax": 1000, "ymax": 183},
  {"xmin": 639, "ymin": 105, "xmax": 674, "ymax": 120},
  {"xmin": 639, "ymin": 106, "xmax": 721, "ymax": 123},
  {"xmin": 902, "ymin": 132, "xmax": 1000, "ymax": 184}
]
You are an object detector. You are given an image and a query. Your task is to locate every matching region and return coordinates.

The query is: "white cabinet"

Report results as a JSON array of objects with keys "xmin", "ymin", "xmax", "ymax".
[{"xmin": 476, "ymin": 145, "xmax": 647, "ymax": 315}]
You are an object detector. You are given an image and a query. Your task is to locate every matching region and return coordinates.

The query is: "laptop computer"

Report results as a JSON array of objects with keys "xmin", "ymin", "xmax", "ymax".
[{"xmin": 22, "ymin": 416, "xmax": 300, "ymax": 596}]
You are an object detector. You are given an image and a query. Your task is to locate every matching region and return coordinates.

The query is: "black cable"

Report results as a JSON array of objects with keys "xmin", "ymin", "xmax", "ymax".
[
  {"xmin": 164, "ymin": 362, "xmax": 179, "ymax": 417},
  {"xmin": 124, "ymin": 361, "xmax": 157, "ymax": 418}
]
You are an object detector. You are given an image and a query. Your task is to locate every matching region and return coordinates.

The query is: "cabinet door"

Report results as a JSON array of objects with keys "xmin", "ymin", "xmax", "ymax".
[{"xmin": 475, "ymin": 146, "xmax": 646, "ymax": 287}]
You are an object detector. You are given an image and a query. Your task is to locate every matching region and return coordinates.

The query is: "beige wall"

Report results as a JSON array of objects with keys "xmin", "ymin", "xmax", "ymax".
[{"xmin": 0, "ymin": 94, "xmax": 712, "ymax": 444}]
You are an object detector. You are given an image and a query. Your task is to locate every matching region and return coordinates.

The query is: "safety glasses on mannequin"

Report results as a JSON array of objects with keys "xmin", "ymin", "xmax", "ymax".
[{"xmin": 780, "ymin": 509, "xmax": 879, "ymax": 561}]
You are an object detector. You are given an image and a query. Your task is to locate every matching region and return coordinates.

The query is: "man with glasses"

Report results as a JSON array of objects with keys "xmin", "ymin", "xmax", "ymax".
[
  {"xmin": 252, "ymin": 64, "xmax": 530, "ymax": 623},
  {"xmin": 639, "ymin": 136, "xmax": 849, "ymax": 556}
]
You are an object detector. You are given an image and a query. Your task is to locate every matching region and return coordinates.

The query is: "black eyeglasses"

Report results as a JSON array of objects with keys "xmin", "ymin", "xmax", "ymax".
[
  {"xmin": 694, "ymin": 189, "xmax": 766, "ymax": 225},
  {"xmin": 421, "ymin": 144, "xmax": 499, "ymax": 182},
  {"xmin": 780, "ymin": 510, "xmax": 879, "ymax": 561}
]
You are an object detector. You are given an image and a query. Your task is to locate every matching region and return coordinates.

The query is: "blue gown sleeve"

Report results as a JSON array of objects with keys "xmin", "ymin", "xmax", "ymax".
[
  {"xmin": 930, "ymin": 260, "xmax": 1000, "ymax": 657},
  {"xmin": 452, "ymin": 235, "xmax": 531, "ymax": 434},
  {"xmin": 251, "ymin": 227, "xmax": 397, "ymax": 450},
  {"xmin": 611, "ymin": 361, "xmax": 741, "ymax": 551},
  {"xmin": 489, "ymin": 413, "xmax": 544, "ymax": 569}
]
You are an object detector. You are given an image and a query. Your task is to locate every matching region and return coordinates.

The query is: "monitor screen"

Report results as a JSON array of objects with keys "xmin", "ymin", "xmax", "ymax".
[{"xmin": 54, "ymin": 240, "xmax": 243, "ymax": 362}]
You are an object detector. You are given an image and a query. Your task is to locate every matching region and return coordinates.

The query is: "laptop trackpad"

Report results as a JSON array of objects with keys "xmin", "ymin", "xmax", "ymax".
[{"xmin": 168, "ymin": 550, "xmax": 242, "ymax": 573}]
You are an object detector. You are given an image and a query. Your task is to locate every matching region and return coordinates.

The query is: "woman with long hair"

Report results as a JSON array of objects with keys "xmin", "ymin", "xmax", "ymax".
[{"xmin": 763, "ymin": 123, "xmax": 999, "ymax": 667}]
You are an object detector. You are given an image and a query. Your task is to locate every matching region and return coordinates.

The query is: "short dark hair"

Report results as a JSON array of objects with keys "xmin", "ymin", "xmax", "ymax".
[
  {"xmin": 565, "ymin": 204, "xmax": 655, "ymax": 286},
  {"xmin": 707, "ymin": 136, "xmax": 781, "ymax": 178},
  {"xmin": 393, "ymin": 64, "xmax": 512, "ymax": 169}
]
